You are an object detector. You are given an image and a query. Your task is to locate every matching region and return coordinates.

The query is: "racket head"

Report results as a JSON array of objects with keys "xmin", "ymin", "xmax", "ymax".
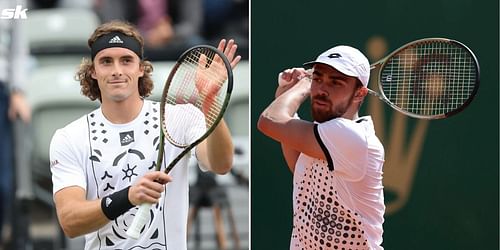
[
  {"xmin": 375, "ymin": 38, "xmax": 480, "ymax": 119},
  {"xmin": 159, "ymin": 45, "xmax": 233, "ymax": 171}
]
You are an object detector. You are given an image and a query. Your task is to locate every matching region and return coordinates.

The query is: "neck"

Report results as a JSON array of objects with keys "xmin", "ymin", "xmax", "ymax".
[
  {"xmin": 101, "ymin": 98, "xmax": 144, "ymax": 124},
  {"xmin": 342, "ymin": 97, "xmax": 363, "ymax": 120},
  {"xmin": 341, "ymin": 105, "xmax": 360, "ymax": 120},
  {"xmin": 341, "ymin": 111, "xmax": 359, "ymax": 120}
]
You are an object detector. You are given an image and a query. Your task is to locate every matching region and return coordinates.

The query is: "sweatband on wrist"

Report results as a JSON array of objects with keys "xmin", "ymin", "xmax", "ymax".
[
  {"xmin": 101, "ymin": 186, "xmax": 134, "ymax": 220},
  {"xmin": 91, "ymin": 32, "xmax": 143, "ymax": 60}
]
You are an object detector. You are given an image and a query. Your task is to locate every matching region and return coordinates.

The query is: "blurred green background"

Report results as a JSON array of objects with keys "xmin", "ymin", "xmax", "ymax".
[{"xmin": 250, "ymin": 0, "xmax": 499, "ymax": 249}]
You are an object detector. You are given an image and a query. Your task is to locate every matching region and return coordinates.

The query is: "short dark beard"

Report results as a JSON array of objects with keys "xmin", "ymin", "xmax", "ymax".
[{"xmin": 311, "ymin": 87, "xmax": 358, "ymax": 123}]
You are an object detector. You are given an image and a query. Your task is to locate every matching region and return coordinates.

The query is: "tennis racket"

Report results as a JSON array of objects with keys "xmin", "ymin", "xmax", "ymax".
[
  {"xmin": 126, "ymin": 45, "xmax": 233, "ymax": 239},
  {"xmin": 367, "ymin": 38, "xmax": 480, "ymax": 119}
]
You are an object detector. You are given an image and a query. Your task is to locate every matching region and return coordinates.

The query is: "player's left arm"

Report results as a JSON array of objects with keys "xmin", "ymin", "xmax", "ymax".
[
  {"xmin": 196, "ymin": 119, "xmax": 233, "ymax": 174},
  {"xmin": 196, "ymin": 38, "xmax": 241, "ymax": 174}
]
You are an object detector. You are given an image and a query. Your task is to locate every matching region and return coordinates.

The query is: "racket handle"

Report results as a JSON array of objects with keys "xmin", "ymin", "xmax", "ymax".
[{"xmin": 126, "ymin": 203, "xmax": 152, "ymax": 239}]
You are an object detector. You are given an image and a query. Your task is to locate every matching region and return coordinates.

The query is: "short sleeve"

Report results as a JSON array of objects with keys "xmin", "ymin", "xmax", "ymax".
[
  {"xmin": 164, "ymin": 104, "xmax": 206, "ymax": 145},
  {"xmin": 186, "ymin": 106, "xmax": 208, "ymax": 171},
  {"xmin": 50, "ymin": 129, "xmax": 87, "ymax": 194},
  {"xmin": 185, "ymin": 105, "xmax": 207, "ymax": 145},
  {"xmin": 315, "ymin": 119, "xmax": 368, "ymax": 182},
  {"xmin": 164, "ymin": 104, "xmax": 208, "ymax": 170}
]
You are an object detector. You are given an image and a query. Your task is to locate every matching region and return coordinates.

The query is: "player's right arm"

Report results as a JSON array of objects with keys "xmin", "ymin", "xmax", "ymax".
[
  {"xmin": 50, "ymin": 128, "xmax": 171, "ymax": 238},
  {"xmin": 53, "ymin": 171, "xmax": 171, "ymax": 238},
  {"xmin": 54, "ymin": 187, "xmax": 108, "ymax": 238},
  {"xmin": 273, "ymin": 69, "xmax": 308, "ymax": 173}
]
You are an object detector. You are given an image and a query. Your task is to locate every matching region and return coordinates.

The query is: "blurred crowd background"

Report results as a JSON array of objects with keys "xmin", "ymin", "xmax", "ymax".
[{"xmin": 29, "ymin": 0, "xmax": 249, "ymax": 60}]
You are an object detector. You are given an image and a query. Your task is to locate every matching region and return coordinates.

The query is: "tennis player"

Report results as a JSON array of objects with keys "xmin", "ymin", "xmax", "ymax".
[
  {"xmin": 258, "ymin": 45, "xmax": 385, "ymax": 249},
  {"xmin": 49, "ymin": 20, "xmax": 240, "ymax": 249}
]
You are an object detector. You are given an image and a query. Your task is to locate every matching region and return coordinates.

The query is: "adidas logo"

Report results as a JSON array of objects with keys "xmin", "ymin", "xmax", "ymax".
[
  {"xmin": 121, "ymin": 134, "xmax": 134, "ymax": 144},
  {"xmin": 119, "ymin": 131, "xmax": 135, "ymax": 146},
  {"xmin": 105, "ymin": 197, "xmax": 113, "ymax": 207},
  {"xmin": 108, "ymin": 35, "xmax": 124, "ymax": 44}
]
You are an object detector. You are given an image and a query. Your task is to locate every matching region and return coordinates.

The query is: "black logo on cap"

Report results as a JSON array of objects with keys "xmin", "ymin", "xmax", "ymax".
[{"xmin": 328, "ymin": 53, "xmax": 342, "ymax": 59}]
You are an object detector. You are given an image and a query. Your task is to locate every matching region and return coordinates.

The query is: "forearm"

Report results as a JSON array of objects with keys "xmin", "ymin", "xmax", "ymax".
[
  {"xmin": 258, "ymin": 78, "xmax": 310, "ymax": 136},
  {"xmin": 55, "ymin": 186, "xmax": 134, "ymax": 238},
  {"xmin": 55, "ymin": 192, "xmax": 109, "ymax": 238},
  {"xmin": 199, "ymin": 119, "xmax": 234, "ymax": 174}
]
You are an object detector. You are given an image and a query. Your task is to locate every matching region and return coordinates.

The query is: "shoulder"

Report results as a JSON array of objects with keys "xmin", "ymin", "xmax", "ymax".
[
  {"xmin": 50, "ymin": 112, "xmax": 93, "ymax": 149},
  {"xmin": 56, "ymin": 114, "xmax": 88, "ymax": 134},
  {"xmin": 145, "ymin": 99, "xmax": 159, "ymax": 107},
  {"xmin": 318, "ymin": 117, "xmax": 371, "ymax": 139},
  {"xmin": 315, "ymin": 116, "xmax": 378, "ymax": 154},
  {"xmin": 144, "ymin": 99, "xmax": 161, "ymax": 114}
]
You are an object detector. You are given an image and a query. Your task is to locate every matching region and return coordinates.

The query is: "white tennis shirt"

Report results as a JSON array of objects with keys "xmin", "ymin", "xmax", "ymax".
[
  {"xmin": 50, "ymin": 100, "xmax": 205, "ymax": 250},
  {"xmin": 290, "ymin": 116, "xmax": 385, "ymax": 250}
]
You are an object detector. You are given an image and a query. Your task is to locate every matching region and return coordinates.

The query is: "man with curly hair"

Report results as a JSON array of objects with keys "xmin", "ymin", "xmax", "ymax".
[{"xmin": 49, "ymin": 20, "xmax": 240, "ymax": 249}]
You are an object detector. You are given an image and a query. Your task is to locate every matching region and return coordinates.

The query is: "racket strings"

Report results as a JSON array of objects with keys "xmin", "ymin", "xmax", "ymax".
[
  {"xmin": 380, "ymin": 40, "xmax": 477, "ymax": 116},
  {"xmin": 163, "ymin": 48, "xmax": 229, "ymax": 146},
  {"xmin": 186, "ymin": 51, "xmax": 228, "ymax": 119},
  {"xmin": 184, "ymin": 52, "xmax": 229, "ymax": 83},
  {"xmin": 177, "ymin": 51, "xmax": 228, "ymax": 106},
  {"xmin": 166, "ymin": 65, "xmax": 226, "ymax": 122}
]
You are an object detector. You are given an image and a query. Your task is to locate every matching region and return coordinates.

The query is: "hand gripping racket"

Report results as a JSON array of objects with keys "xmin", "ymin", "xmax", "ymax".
[
  {"xmin": 368, "ymin": 38, "xmax": 480, "ymax": 119},
  {"xmin": 126, "ymin": 45, "xmax": 233, "ymax": 239}
]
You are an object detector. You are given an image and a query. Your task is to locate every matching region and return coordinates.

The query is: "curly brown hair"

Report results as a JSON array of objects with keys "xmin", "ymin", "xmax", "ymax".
[{"xmin": 76, "ymin": 20, "xmax": 154, "ymax": 102}]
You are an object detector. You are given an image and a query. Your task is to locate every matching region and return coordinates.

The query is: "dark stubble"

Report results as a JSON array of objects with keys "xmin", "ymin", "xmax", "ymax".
[{"xmin": 311, "ymin": 90, "xmax": 357, "ymax": 123}]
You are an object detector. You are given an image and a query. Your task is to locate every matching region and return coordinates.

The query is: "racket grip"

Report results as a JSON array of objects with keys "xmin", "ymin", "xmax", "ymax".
[{"xmin": 126, "ymin": 203, "xmax": 152, "ymax": 239}]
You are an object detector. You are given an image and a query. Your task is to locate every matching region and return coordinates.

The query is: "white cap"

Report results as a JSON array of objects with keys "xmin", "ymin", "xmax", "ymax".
[{"xmin": 304, "ymin": 45, "xmax": 370, "ymax": 86}]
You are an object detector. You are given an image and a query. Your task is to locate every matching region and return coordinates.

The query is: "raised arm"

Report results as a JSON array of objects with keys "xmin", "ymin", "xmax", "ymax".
[
  {"xmin": 257, "ymin": 69, "xmax": 326, "ymax": 166},
  {"xmin": 273, "ymin": 69, "xmax": 305, "ymax": 172},
  {"xmin": 196, "ymin": 39, "xmax": 241, "ymax": 174}
]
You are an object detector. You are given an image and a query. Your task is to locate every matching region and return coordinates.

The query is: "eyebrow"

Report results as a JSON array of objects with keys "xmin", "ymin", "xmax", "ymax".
[
  {"xmin": 120, "ymin": 55, "xmax": 135, "ymax": 60},
  {"xmin": 313, "ymin": 68, "xmax": 349, "ymax": 84},
  {"xmin": 98, "ymin": 54, "xmax": 136, "ymax": 62}
]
